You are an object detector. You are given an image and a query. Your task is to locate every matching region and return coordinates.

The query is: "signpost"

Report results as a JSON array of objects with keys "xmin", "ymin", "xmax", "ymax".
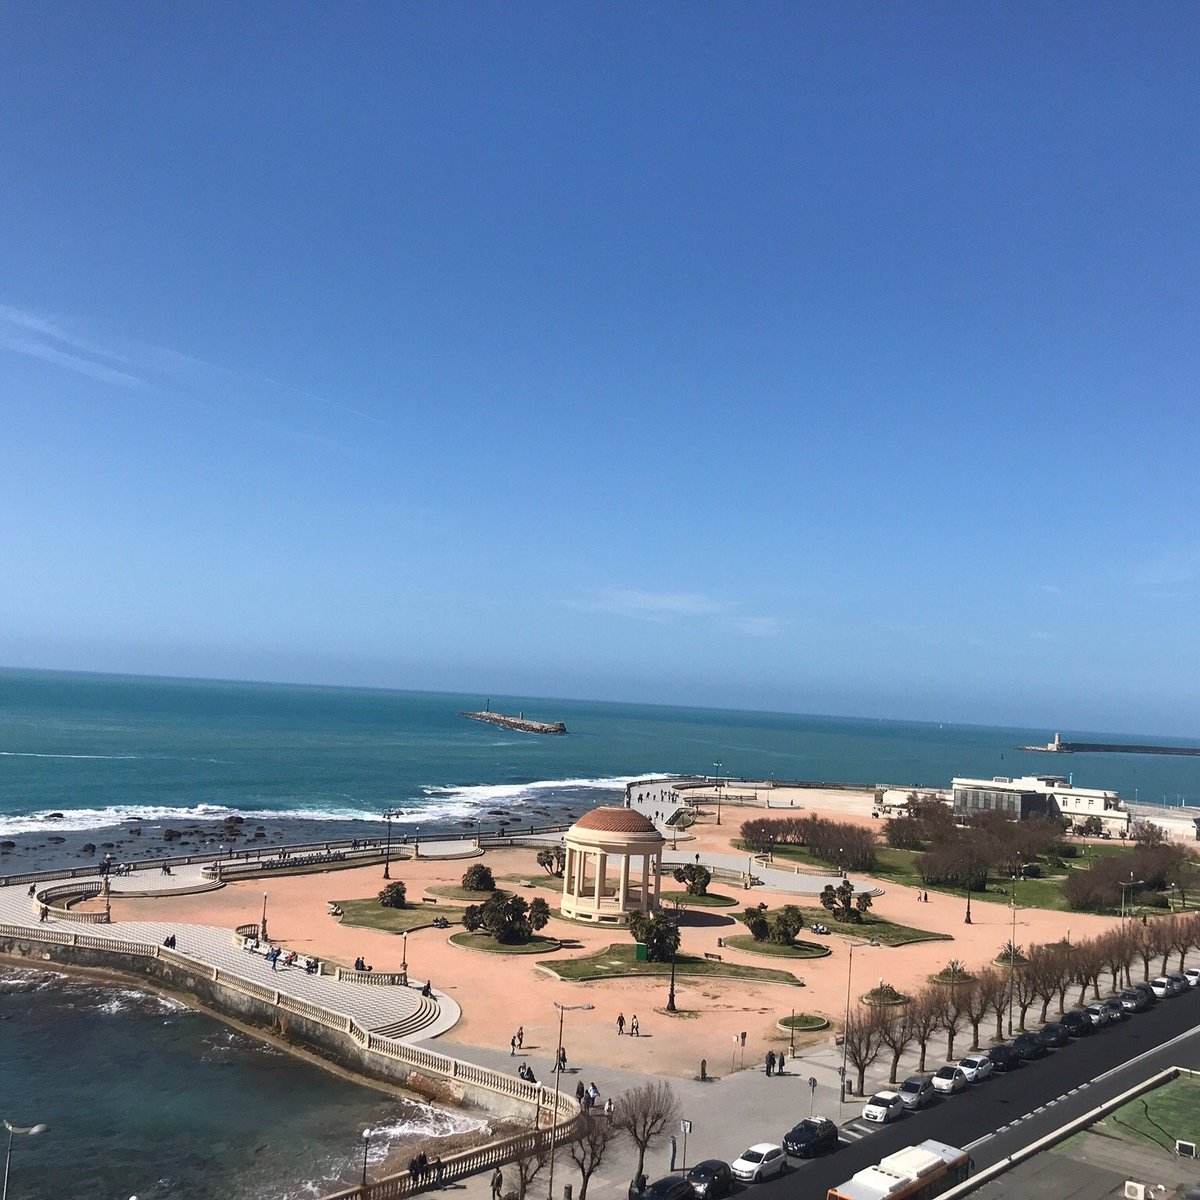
[
  {"xmin": 808, "ymin": 1076, "xmax": 818, "ymax": 1117},
  {"xmin": 680, "ymin": 1120, "xmax": 692, "ymax": 1170}
]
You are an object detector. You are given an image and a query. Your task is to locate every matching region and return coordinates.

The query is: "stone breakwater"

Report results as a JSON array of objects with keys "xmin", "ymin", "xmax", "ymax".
[{"xmin": 458, "ymin": 710, "xmax": 567, "ymax": 735}]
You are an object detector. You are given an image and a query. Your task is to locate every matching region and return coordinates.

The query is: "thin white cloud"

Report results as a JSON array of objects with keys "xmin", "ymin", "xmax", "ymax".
[
  {"xmin": 574, "ymin": 588, "xmax": 782, "ymax": 637},
  {"xmin": 1037, "ymin": 583, "xmax": 1065, "ymax": 599},
  {"xmin": 1134, "ymin": 545, "xmax": 1200, "ymax": 590},
  {"xmin": 0, "ymin": 336, "xmax": 144, "ymax": 387}
]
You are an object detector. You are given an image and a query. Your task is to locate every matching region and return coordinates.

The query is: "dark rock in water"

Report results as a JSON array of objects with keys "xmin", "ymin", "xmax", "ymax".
[
  {"xmin": 252, "ymin": 830, "xmax": 265, "ymax": 838},
  {"xmin": 129, "ymin": 827, "xmax": 142, "ymax": 836},
  {"xmin": 82, "ymin": 843, "xmax": 97, "ymax": 854},
  {"xmin": 101, "ymin": 842, "xmax": 115, "ymax": 849},
  {"xmin": 487, "ymin": 809, "xmax": 507, "ymax": 816},
  {"xmin": 255, "ymin": 825, "xmax": 266, "ymax": 831},
  {"xmin": 0, "ymin": 841, "xmax": 14, "ymax": 850},
  {"xmin": 459, "ymin": 820, "xmax": 474, "ymax": 827},
  {"xmin": 45, "ymin": 813, "xmax": 65, "ymax": 821},
  {"xmin": 163, "ymin": 829, "xmax": 182, "ymax": 840},
  {"xmin": 48, "ymin": 836, "xmax": 66, "ymax": 845},
  {"xmin": 224, "ymin": 815, "xmax": 245, "ymax": 826}
]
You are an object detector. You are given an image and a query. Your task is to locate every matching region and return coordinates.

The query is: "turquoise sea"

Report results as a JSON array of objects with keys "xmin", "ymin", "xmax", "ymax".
[{"xmin": 2, "ymin": 666, "xmax": 1200, "ymax": 1199}]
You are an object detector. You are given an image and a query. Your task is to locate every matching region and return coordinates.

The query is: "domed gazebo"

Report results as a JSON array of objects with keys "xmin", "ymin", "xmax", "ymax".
[{"xmin": 560, "ymin": 807, "xmax": 665, "ymax": 924}]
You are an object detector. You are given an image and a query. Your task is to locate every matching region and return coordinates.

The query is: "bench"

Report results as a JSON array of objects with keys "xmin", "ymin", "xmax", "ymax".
[
  {"xmin": 422, "ymin": 897, "xmax": 438, "ymax": 905},
  {"xmin": 704, "ymin": 952, "xmax": 723, "ymax": 962}
]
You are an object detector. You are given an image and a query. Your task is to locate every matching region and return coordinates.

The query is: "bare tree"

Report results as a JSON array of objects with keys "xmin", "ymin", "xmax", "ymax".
[
  {"xmin": 510, "ymin": 1140, "xmax": 549, "ymax": 1200},
  {"xmin": 878, "ymin": 1006, "xmax": 916, "ymax": 1082},
  {"xmin": 567, "ymin": 1112, "xmax": 622, "ymax": 1200},
  {"xmin": 1012, "ymin": 960, "xmax": 1039, "ymax": 1031},
  {"xmin": 1152, "ymin": 918, "xmax": 1176, "ymax": 975},
  {"xmin": 934, "ymin": 981, "xmax": 969, "ymax": 1060},
  {"xmin": 613, "ymin": 1082, "xmax": 680, "ymax": 1180},
  {"xmin": 1131, "ymin": 921, "xmax": 1156, "ymax": 982},
  {"xmin": 985, "ymin": 968, "xmax": 1010, "ymax": 1041},
  {"xmin": 1072, "ymin": 939, "xmax": 1104, "ymax": 1005},
  {"xmin": 963, "ymin": 971, "xmax": 1000, "ymax": 1049},
  {"xmin": 1026, "ymin": 945, "xmax": 1060, "ymax": 1024},
  {"xmin": 843, "ymin": 1006, "xmax": 887, "ymax": 1096},
  {"xmin": 908, "ymin": 988, "xmax": 942, "ymax": 1072}
]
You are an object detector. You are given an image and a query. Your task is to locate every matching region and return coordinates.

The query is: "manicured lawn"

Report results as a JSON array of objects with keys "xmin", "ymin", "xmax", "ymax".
[
  {"xmin": 449, "ymin": 932, "xmax": 561, "ymax": 955},
  {"xmin": 539, "ymin": 943, "xmax": 802, "ymax": 986},
  {"xmin": 778, "ymin": 1012, "xmax": 830, "ymax": 1031},
  {"xmin": 660, "ymin": 889, "xmax": 738, "ymax": 908},
  {"xmin": 426, "ymin": 884, "xmax": 512, "ymax": 903},
  {"xmin": 872, "ymin": 847, "xmax": 1074, "ymax": 912},
  {"xmin": 334, "ymin": 898, "xmax": 461, "ymax": 932},
  {"xmin": 723, "ymin": 934, "xmax": 830, "ymax": 959},
  {"xmin": 498, "ymin": 873, "xmax": 560, "ymax": 892},
  {"xmin": 738, "ymin": 904, "xmax": 951, "ymax": 947},
  {"xmin": 1103, "ymin": 1076, "xmax": 1200, "ymax": 1151}
]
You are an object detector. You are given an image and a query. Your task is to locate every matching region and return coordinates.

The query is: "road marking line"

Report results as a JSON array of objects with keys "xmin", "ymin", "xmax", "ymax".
[
  {"xmin": 1092, "ymin": 1022, "xmax": 1200, "ymax": 1084},
  {"xmin": 963, "ymin": 1134, "xmax": 993, "ymax": 1151}
]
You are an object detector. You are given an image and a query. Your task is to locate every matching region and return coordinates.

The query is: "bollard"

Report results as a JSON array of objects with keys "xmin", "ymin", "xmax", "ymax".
[
  {"xmin": 700, "ymin": 1058, "xmax": 707, "ymax": 1081},
  {"xmin": 563, "ymin": 1186, "xmax": 572, "ymax": 1200},
  {"xmin": 669, "ymin": 1134, "xmax": 678, "ymax": 1172}
]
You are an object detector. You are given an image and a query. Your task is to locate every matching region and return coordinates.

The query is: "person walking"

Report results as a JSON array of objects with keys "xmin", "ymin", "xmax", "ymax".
[
  {"xmin": 516, "ymin": 1025, "xmax": 524, "ymax": 1049},
  {"xmin": 604, "ymin": 1097, "xmax": 615, "ymax": 1123},
  {"xmin": 765, "ymin": 1050, "xmax": 775, "ymax": 1077},
  {"xmin": 616, "ymin": 1012, "xmax": 626, "ymax": 1035},
  {"xmin": 557, "ymin": 1046, "xmax": 567, "ymax": 1072},
  {"xmin": 630, "ymin": 1014, "xmax": 640, "ymax": 1037},
  {"xmin": 776, "ymin": 1047, "xmax": 785, "ymax": 1074},
  {"xmin": 575, "ymin": 1080, "xmax": 586, "ymax": 1104},
  {"xmin": 491, "ymin": 1167, "xmax": 503, "ymax": 1200},
  {"xmin": 510, "ymin": 1035, "xmax": 517, "ymax": 1056}
]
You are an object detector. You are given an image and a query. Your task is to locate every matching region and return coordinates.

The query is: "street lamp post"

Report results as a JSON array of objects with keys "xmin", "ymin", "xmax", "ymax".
[
  {"xmin": 664, "ymin": 898, "xmax": 686, "ymax": 1013},
  {"xmin": 964, "ymin": 868, "xmax": 973, "ymax": 925},
  {"xmin": 840, "ymin": 940, "xmax": 879, "ymax": 1103},
  {"xmin": 383, "ymin": 809, "xmax": 393, "ymax": 880},
  {"xmin": 3, "ymin": 1120, "xmax": 48, "ymax": 1200},
  {"xmin": 260, "ymin": 892, "xmax": 269, "ymax": 942},
  {"xmin": 547, "ymin": 1002, "xmax": 594, "ymax": 1200},
  {"xmin": 1120, "ymin": 874, "xmax": 1145, "ymax": 920},
  {"xmin": 401, "ymin": 931, "xmax": 409, "ymax": 980},
  {"xmin": 1007, "ymin": 875, "xmax": 1018, "ymax": 1036},
  {"xmin": 360, "ymin": 1128, "xmax": 372, "ymax": 1188},
  {"xmin": 713, "ymin": 762, "xmax": 723, "ymax": 826}
]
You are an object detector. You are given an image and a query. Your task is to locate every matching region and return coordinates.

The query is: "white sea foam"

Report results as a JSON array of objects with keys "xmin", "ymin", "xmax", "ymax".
[
  {"xmin": 0, "ymin": 750, "xmax": 144, "ymax": 760},
  {"xmin": 0, "ymin": 774, "xmax": 645, "ymax": 836},
  {"xmin": 366, "ymin": 1103, "xmax": 489, "ymax": 1160}
]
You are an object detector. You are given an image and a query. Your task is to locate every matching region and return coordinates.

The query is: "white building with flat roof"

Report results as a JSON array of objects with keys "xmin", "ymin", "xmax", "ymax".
[{"xmin": 951, "ymin": 774, "xmax": 1130, "ymax": 835}]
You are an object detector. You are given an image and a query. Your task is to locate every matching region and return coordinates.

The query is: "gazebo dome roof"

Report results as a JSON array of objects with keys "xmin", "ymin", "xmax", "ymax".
[{"xmin": 572, "ymin": 807, "xmax": 657, "ymax": 834}]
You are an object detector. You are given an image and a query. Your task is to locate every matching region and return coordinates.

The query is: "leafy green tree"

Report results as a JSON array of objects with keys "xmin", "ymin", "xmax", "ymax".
[
  {"xmin": 819, "ymin": 879, "xmax": 871, "ymax": 923},
  {"xmin": 629, "ymin": 911, "xmax": 680, "ymax": 962},
  {"xmin": 475, "ymin": 893, "xmax": 537, "ymax": 943},
  {"xmin": 378, "ymin": 881, "xmax": 407, "ymax": 908},
  {"xmin": 462, "ymin": 904, "xmax": 483, "ymax": 932},
  {"xmin": 461, "ymin": 863, "xmax": 496, "ymax": 892},
  {"xmin": 766, "ymin": 904, "xmax": 805, "ymax": 945},
  {"xmin": 672, "ymin": 863, "xmax": 712, "ymax": 896},
  {"xmin": 529, "ymin": 897, "xmax": 551, "ymax": 931}
]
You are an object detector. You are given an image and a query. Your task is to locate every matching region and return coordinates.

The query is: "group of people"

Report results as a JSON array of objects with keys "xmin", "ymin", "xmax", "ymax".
[
  {"xmin": 615, "ymin": 1012, "xmax": 640, "ymax": 1036},
  {"xmin": 98, "ymin": 858, "xmax": 134, "ymax": 877},
  {"xmin": 353, "ymin": 956, "xmax": 373, "ymax": 972},
  {"xmin": 809, "ymin": 922, "xmax": 830, "ymax": 935},
  {"xmin": 407, "ymin": 1151, "xmax": 444, "ymax": 1187},
  {"xmin": 508, "ymin": 1026, "xmax": 525, "ymax": 1055},
  {"xmin": 264, "ymin": 946, "xmax": 298, "ymax": 970},
  {"xmin": 916, "ymin": 890, "xmax": 931, "ymax": 902},
  {"xmin": 574, "ymin": 1079, "xmax": 602, "ymax": 1110},
  {"xmin": 764, "ymin": 1048, "xmax": 789, "ymax": 1076},
  {"xmin": 517, "ymin": 1061, "xmax": 538, "ymax": 1084},
  {"xmin": 161, "ymin": 933, "xmax": 177, "ymax": 949},
  {"xmin": 259, "ymin": 850, "xmax": 346, "ymax": 870}
]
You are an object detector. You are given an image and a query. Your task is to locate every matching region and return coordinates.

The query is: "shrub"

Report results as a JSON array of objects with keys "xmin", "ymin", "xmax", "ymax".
[
  {"xmin": 672, "ymin": 864, "xmax": 712, "ymax": 896},
  {"xmin": 628, "ymin": 912, "xmax": 680, "ymax": 962},
  {"xmin": 378, "ymin": 881, "xmax": 408, "ymax": 909},
  {"xmin": 461, "ymin": 863, "xmax": 495, "ymax": 892}
]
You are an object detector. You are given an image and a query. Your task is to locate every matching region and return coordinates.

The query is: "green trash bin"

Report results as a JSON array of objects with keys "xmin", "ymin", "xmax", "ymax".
[{"xmin": 635, "ymin": 942, "xmax": 648, "ymax": 962}]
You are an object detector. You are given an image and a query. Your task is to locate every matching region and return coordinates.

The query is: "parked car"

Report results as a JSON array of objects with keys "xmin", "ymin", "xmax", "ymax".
[
  {"xmin": 782, "ymin": 1118, "xmax": 838, "ymax": 1159},
  {"xmin": 897, "ymin": 1075, "xmax": 936, "ymax": 1110},
  {"xmin": 861, "ymin": 1092, "xmax": 906, "ymax": 1123},
  {"xmin": 730, "ymin": 1145, "xmax": 786, "ymax": 1184},
  {"xmin": 1102, "ymin": 997, "xmax": 1126, "ymax": 1021},
  {"xmin": 1150, "ymin": 977, "xmax": 1173, "ymax": 998},
  {"xmin": 686, "ymin": 1160, "xmax": 734, "ymax": 1199},
  {"xmin": 1184, "ymin": 968, "xmax": 1200, "ymax": 988},
  {"xmin": 632, "ymin": 1178, "xmax": 694, "ymax": 1200},
  {"xmin": 1119, "ymin": 988, "xmax": 1150, "ymax": 1012},
  {"xmin": 1084, "ymin": 1003, "xmax": 1112, "ymax": 1028},
  {"xmin": 1059, "ymin": 1011, "xmax": 1093, "ymax": 1037},
  {"xmin": 1038, "ymin": 1023, "xmax": 1070, "ymax": 1048},
  {"xmin": 1132, "ymin": 982, "xmax": 1158, "ymax": 1005},
  {"xmin": 1167, "ymin": 971, "xmax": 1190, "ymax": 994},
  {"xmin": 958, "ymin": 1053, "xmax": 993, "ymax": 1083},
  {"xmin": 1013, "ymin": 1033, "xmax": 1048, "ymax": 1060},
  {"xmin": 986, "ymin": 1044, "xmax": 1022, "ymax": 1073},
  {"xmin": 932, "ymin": 1065, "xmax": 968, "ymax": 1094}
]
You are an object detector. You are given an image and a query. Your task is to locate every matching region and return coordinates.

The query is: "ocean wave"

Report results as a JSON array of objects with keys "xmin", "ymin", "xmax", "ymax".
[
  {"xmin": 0, "ymin": 774, "xmax": 643, "ymax": 836},
  {"xmin": 366, "ymin": 1103, "xmax": 488, "ymax": 1159},
  {"xmin": 0, "ymin": 750, "xmax": 143, "ymax": 760}
]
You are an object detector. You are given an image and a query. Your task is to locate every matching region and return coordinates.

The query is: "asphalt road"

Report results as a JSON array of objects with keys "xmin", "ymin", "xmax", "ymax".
[{"xmin": 753, "ymin": 987, "xmax": 1200, "ymax": 1200}]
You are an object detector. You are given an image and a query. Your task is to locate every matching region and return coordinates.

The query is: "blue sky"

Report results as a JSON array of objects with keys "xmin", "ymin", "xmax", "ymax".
[{"xmin": 2, "ymin": 4, "xmax": 1198, "ymax": 734}]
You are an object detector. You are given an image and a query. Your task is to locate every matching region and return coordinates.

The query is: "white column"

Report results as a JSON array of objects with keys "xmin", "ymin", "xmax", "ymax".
[
  {"xmin": 652, "ymin": 853, "xmax": 662, "ymax": 906},
  {"xmin": 640, "ymin": 853, "xmax": 651, "ymax": 913},
  {"xmin": 593, "ymin": 853, "xmax": 606, "ymax": 904},
  {"xmin": 563, "ymin": 847, "xmax": 575, "ymax": 902},
  {"xmin": 618, "ymin": 854, "xmax": 630, "ymax": 912}
]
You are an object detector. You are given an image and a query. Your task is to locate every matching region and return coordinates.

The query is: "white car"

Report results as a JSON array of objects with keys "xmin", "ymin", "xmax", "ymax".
[
  {"xmin": 1150, "ymin": 977, "xmax": 1172, "ymax": 998},
  {"xmin": 1084, "ymin": 1002, "xmax": 1111, "ymax": 1027},
  {"xmin": 932, "ymin": 1065, "xmax": 967, "ymax": 1095},
  {"xmin": 861, "ymin": 1091, "xmax": 905, "ymax": 1123},
  {"xmin": 958, "ymin": 1054, "xmax": 993, "ymax": 1083},
  {"xmin": 730, "ymin": 1144, "xmax": 787, "ymax": 1184},
  {"xmin": 1184, "ymin": 968, "xmax": 1200, "ymax": 988}
]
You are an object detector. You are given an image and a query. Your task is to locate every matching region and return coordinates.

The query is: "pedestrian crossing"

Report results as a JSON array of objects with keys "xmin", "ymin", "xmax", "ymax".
[{"xmin": 838, "ymin": 1118, "xmax": 879, "ymax": 1142}]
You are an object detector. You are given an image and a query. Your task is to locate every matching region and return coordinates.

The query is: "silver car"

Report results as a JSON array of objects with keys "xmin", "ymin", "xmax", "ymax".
[{"xmin": 897, "ymin": 1075, "xmax": 935, "ymax": 1109}]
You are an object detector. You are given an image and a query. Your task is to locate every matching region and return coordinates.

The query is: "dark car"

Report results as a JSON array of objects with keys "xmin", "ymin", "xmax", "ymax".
[
  {"xmin": 1059, "ymin": 1011, "xmax": 1093, "ymax": 1038},
  {"xmin": 1120, "ymin": 988, "xmax": 1150, "ymax": 1013},
  {"xmin": 1133, "ymin": 982, "xmax": 1159, "ymax": 1005},
  {"xmin": 987, "ymin": 1044, "xmax": 1022, "ymax": 1072},
  {"xmin": 631, "ymin": 1177, "xmax": 695, "ymax": 1200},
  {"xmin": 782, "ymin": 1117, "xmax": 838, "ymax": 1159},
  {"xmin": 686, "ymin": 1160, "xmax": 734, "ymax": 1199},
  {"xmin": 1013, "ymin": 1032, "xmax": 1048, "ymax": 1060},
  {"xmin": 1038, "ymin": 1022, "xmax": 1070, "ymax": 1048},
  {"xmin": 1103, "ymin": 997, "xmax": 1126, "ymax": 1021}
]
